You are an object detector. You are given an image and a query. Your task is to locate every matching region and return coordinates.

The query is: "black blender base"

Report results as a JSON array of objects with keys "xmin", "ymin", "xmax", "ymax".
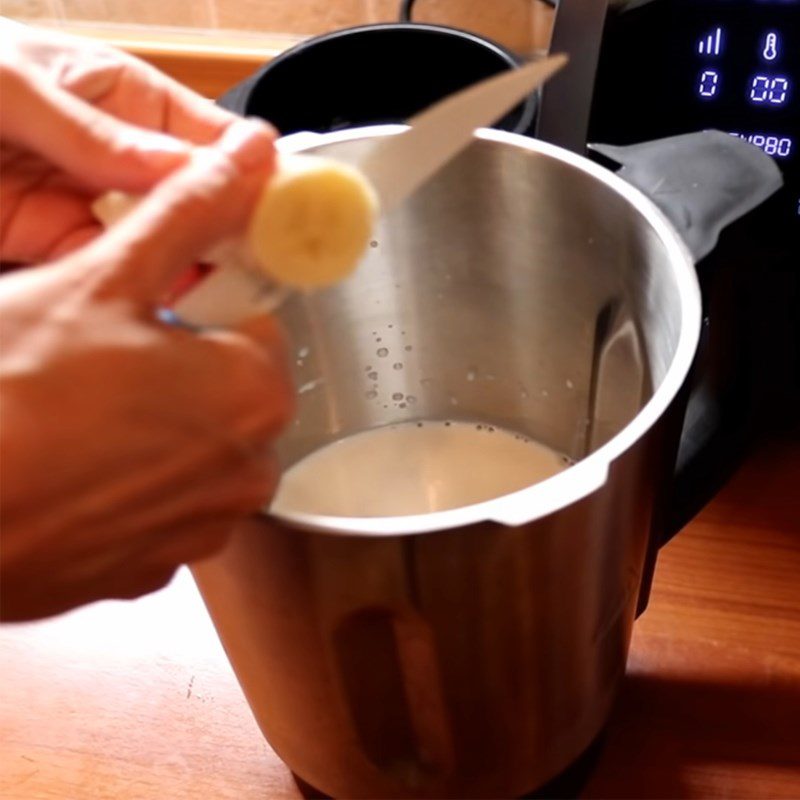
[
  {"xmin": 292, "ymin": 776, "xmax": 328, "ymax": 799},
  {"xmin": 292, "ymin": 731, "xmax": 606, "ymax": 799},
  {"xmin": 521, "ymin": 734, "xmax": 605, "ymax": 799}
]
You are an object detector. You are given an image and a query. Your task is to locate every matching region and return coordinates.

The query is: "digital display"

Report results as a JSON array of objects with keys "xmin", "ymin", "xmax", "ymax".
[
  {"xmin": 689, "ymin": 11, "xmax": 797, "ymax": 157},
  {"xmin": 690, "ymin": 10, "xmax": 797, "ymax": 222},
  {"xmin": 588, "ymin": 0, "xmax": 799, "ymax": 229},
  {"xmin": 693, "ymin": 29, "xmax": 793, "ymax": 105}
]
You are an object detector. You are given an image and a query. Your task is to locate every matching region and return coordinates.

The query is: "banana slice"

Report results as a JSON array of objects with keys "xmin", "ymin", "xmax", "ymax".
[
  {"xmin": 92, "ymin": 153, "xmax": 378, "ymax": 291},
  {"xmin": 249, "ymin": 154, "xmax": 378, "ymax": 289}
]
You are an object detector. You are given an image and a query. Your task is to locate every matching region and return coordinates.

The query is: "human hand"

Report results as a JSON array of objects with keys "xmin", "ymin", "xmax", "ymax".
[
  {"xmin": 0, "ymin": 17, "xmax": 245, "ymax": 264},
  {"xmin": 0, "ymin": 120, "xmax": 295, "ymax": 622}
]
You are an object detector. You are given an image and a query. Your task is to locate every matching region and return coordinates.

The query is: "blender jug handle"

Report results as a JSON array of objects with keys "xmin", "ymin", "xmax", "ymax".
[
  {"xmin": 590, "ymin": 132, "xmax": 784, "ymax": 613},
  {"xmin": 589, "ymin": 131, "xmax": 783, "ymax": 264}
]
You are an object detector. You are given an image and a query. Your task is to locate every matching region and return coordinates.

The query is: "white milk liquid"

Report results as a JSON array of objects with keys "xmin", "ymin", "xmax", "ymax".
[{"xmin": 271, "ymin": 421, "xmax": 570, "ymax": 518}]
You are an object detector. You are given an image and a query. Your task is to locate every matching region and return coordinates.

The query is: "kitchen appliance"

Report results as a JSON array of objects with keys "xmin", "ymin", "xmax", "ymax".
[
  {"xmin": 192, "ymin": 127, "xmax": 703, "ymax": 799},
  {"xmin": 191, "ymin": 126, "xmax": 779, "ymax": 798}
]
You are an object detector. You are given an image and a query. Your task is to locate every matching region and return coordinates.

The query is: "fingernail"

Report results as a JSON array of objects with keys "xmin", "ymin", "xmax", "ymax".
[{"xmin": 217, "ymin": 118, "xmax": 275, "ymax": 171}]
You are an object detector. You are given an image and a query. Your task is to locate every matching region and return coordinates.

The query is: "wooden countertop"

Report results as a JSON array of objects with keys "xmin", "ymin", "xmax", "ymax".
[{"xmin": 1, "ymin": 439, "xmax": 798, "ymax": 799}]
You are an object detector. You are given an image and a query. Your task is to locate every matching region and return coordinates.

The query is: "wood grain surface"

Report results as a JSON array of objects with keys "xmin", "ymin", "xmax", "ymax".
[{"xmin": 1, "ymin": 439, "xmax": 798, "ymax": 799}]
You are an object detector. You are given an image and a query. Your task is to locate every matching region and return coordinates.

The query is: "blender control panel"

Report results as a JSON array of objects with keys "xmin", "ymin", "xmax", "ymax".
[{"xmin": 587, "ymin": 0, "xmax": 799, "ymax": 238}]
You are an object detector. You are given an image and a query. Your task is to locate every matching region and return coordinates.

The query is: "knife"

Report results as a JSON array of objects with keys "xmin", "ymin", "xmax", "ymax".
[{"xmin": 172, "ymin": 53, "xmax": 568, "ymax": 327}]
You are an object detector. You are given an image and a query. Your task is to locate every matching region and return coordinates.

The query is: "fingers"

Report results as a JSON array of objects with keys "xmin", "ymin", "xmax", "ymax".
[
  {"xmin": 48, "ymin": 225, "xmax": 103, "ymax": 259},
  {"xmin": 0, "ymin": 16, "xmax": 243, "ymax": 148},
  {"xmin": 160, "ymin": 78, "xmax": 248, "ymax": 142},
  {"xmin": 141, "ymin": 463, "xmax": 281, "ymax": 567},
  {"xmin": 233, "ymin": 316, "xmax": 296, "ymax": 434},
  {"xmin": 62, "ymin": 50, "xmax": 239, "ymax": 146},
  {"xmin": 196, "ymin": 316, "xmax": 296, "ymax": 444},
  {"xmin": 54, "ymin": 35, "xmax": 243, "ymax": 145},
  {"xmin": 76, "ymin": 118, "xmax": 275, "ymax": 304},
  {"xmin": 114, "ymin": 55, "xmax": 246, "ymax": 144},
  {"xmin": 0, "ymin": 153, "xmax": 102, "ymax": 262},
  {"xmin": 0, "ymin": 63, "xmax": 190, "ymax": 192}
]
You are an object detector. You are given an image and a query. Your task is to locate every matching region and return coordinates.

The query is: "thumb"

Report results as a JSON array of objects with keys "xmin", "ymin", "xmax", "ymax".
[
  {"xmin": 228, "ymin": 314, "xmax": 294, "ymax": 396},
  {"xmin": 83, "ymin": 119, "xmax": 275, "ymax": 305},
  {"xmin": 200, "ymin": 312, "xmax": 297, "ymax": 435}
]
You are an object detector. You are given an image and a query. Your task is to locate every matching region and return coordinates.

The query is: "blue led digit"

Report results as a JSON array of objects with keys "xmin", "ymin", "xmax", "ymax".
[
  {"xmin": 750, "ymin": 75, "xmax": 771, "ymax": 102},
  {"xmin": 749, "ymin": 75, "xmax": 790, "ymax": 106},
  {"xmin": 698, "ymin": 69, "xmax": 720, "ymax": 99},
  {"xmin": 769, "ymin": 77, "xmax": 789, "ymax": 104},
  {"xmin": 727, "ymin": 133, "xmax": 793, "ymax": 159}
]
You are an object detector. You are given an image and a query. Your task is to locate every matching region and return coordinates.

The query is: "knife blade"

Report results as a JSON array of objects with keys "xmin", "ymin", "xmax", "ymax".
[
  {"xmin": 173, "ymin": 54, "xmax": 568, "ymax": 327},
  {"xmin": 358, "ymin": 53, "xmax": 567, "ymax": 214}
]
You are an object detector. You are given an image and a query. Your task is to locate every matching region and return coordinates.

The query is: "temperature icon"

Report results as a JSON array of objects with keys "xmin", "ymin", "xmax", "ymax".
[{"xmin": 761, "ymin": 31, "xmax": 780, "ymax": 62}]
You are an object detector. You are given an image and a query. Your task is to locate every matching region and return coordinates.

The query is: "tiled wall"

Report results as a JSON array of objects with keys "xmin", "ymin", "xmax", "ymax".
[{"xmin": 1, "ymin": 0, "xmax": 554, "ymax": 54}]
